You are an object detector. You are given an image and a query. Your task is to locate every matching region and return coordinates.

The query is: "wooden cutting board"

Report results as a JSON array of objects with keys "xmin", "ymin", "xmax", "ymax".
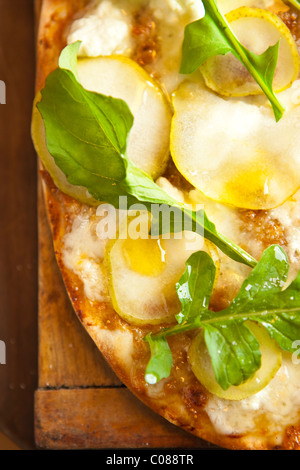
[{"xmin": 33, "ymin": 0, "xmax": 213, "ymax": 450}]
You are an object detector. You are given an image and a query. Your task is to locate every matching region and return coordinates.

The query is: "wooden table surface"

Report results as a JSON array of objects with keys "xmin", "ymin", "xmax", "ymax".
[{"xmin": 0, "ymin": 0, "xmax": 38, "ymax": 450}]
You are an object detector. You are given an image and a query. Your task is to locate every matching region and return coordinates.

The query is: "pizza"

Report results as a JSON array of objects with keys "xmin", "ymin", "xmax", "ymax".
[{"xmin": 32, "ymin": 0, "xmax": 300, "ymax": 450}]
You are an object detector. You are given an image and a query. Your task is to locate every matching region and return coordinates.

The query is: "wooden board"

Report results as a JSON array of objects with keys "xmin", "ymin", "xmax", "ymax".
[{"xmin": 34, "ymin": 0, "xmax": 213, "ymax": 450}]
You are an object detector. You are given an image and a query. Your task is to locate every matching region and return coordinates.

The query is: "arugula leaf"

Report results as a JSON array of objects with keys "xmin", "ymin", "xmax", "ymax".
[
  {"xmin": 37, "ymin": 44, "xmax": 257, "ymax": 268},
  {"xmin": 144, "ymin": 333, "xmax": 173, "ymax": 384},
  {"xmin": 180, "ymin": 0, "xmax": 285, "ymax": 121},
  {"xmin": 175, "ymin": 251, "xmax": 216, "ymax": 324},
  {"xmin": 58, "ymin": 41, "xmax": 81, "ymax": 79},
  {"xmin": 145, "ymin": 246, "xmax": 300, "ymax": 389},
  {"xmin": 203, "ymin": 321, "xmax": 261, "ymax": 389}
]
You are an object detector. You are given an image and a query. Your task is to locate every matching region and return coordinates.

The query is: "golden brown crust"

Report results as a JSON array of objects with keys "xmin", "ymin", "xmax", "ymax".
[{"xmin": 36, "ymin": 0, "xmax": 299, "ymax": 450}]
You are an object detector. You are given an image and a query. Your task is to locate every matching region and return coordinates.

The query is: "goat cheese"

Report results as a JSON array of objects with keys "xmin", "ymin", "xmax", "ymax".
[{"xmin": 67, "ymin": 0, "xmax": 133, "ymax": 57}]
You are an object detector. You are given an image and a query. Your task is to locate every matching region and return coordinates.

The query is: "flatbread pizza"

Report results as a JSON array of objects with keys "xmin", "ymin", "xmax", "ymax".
[{"xmin": 32, "ymin": 0, "xmax": 300, "ymax": 450}]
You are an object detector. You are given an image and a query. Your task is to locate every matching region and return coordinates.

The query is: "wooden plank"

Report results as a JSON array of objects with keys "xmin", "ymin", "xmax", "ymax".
[{"xmin": 35, "ymin": 388, "xmax": 208, "ymax": 450}]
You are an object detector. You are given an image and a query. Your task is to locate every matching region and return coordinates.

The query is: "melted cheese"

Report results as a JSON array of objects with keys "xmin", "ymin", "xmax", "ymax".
[
  {"xmin": 67, "ymin": 0, "xmax": 204, "ymax": 93},
  {"xmin": 63, "ymin": 209, "xmax": 110, "ymax": 302},
  {"xmin": 206, "ymin": 354, "xmax": 300, "ymax": 439},
  {"xmin": 171, "ymin": 78, "xmax": 300, "ymax": 210},
  {"xmin": 90, "ymin": 326, "xmax": 134, "ymax": 370},
  {"xmin": 67, "ymin": 0, "xmax": 134, "ymax": 57}
]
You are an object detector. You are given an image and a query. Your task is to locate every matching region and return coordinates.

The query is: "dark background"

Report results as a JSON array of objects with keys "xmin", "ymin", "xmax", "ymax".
[{"xmin": 0, "ymin": 0, "xmax": 38, "ymax": 449}]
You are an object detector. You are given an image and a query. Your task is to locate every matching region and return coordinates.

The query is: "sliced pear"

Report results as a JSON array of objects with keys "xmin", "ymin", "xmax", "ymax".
[
  {"xmin": 201, "ymin": 7, "xmax": 299, "ymax": 96},
  {"xmin": 32, "ymin": 56, "xmax": 172, "ymax": 203},
  {"xmin": 171, "ymin": 77, "xmax": 300, "ymax": 209},
  {"xmin": 105, "ymin": 212, "xmax": 219, "ymax": 326},
  {"xmin": 188, "ymin": 322, "xmax": 282, "ymax": 400},
  {"xmin": 77, "ymin": 56, "xmax": 172, "ymax": 179},
  {"xmin": 31, "ymin": 93, "xmax": 98, "ymax": 205}
]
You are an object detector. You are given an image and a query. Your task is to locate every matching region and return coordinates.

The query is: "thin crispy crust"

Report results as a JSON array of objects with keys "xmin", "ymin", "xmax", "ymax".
[{"xmin": 36, "ymin": 0, "xmax": 300, "ymax": 450}]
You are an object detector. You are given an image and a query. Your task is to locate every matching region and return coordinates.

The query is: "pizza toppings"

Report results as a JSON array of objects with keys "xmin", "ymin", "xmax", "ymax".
[
  {"xmin": 200, "ymin": 7, "xmax": 299, "ymax": 96},
  {"xmin": 76, "ymin": 55, "xmax": 172, "ymax": 179},
  {"xmin": 31, "ymin": 92, "xmax": 98, "ymax": 205},
  {"xmin": 180, "ymin": 0, "xmax": 287, "ymax": 121},
  {"xmin": 170, "ymin": 77, "xmax": 300, "ymax": 209},
  {"xmin": 67, "ymin": 0, "xmax": 134, "ymax": 57},
  {"xmin": 34, "ymin": 42, "xmax": 256, "ymax": 267},
  {"xmin": 105, "ymin": 212, "xmax": 215, "ymax": 325},
  {"xmin": 188, "ymin": 322, "xmax": 282, "ymax": 400},
  {"xmin": 145, "ymin": 246, "xmax": 300, "ymax": 394}
]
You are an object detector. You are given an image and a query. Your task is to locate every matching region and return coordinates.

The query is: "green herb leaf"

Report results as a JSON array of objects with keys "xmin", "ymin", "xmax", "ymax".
[
  {"xmin": 58, "ymin": 40, "xmax": 81, "ymax": 79},
  {"xmin": 37, "ymin": 44, "xmax": 256, "ymax": 268},
  {"xmin": 145, "ymin": 246, "xmax": 300, "ymax": 390},
  {"xmin": 180, "ymin": 0, "xmax": 285, "ymax": 121},
  {"xmin": 144, "ymin": 333, "xmax": 173, "ymax": 384},
  {"xmin": 175, "ymin": 251, "xmax": 216, "ymax": 324},
  {"xmin": 203, "ymin": 321, "xmax": 261, "ymax": 389}
]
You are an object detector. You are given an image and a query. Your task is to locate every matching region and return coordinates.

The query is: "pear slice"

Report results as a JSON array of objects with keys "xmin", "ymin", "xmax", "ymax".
[
  {"xmin": 105, "ymin": 212, "xmax": 219, "ymax": 326},
  {"xmin": 77, "ymin": 56, "xmax": 172, "ymax": 179},
  {"xmin": 170, "ymin": 77, "xmax": 300, "ymax": 209},
  {"xmin": 201, "ymin": 7, "xmax": 300, "ymax": 97},
  {"xmin": 31, "ymin": 56, "xmax": 172, "ymax": 204},
  {"xmin": 188, "ymin": 322, "xmax": 282, "ymax": 400}
]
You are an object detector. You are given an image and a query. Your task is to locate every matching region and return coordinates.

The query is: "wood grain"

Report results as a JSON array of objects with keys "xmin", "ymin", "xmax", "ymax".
[{"xmin": 35, "ymin": 388, "xmax": 207, "ymax": 450}]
